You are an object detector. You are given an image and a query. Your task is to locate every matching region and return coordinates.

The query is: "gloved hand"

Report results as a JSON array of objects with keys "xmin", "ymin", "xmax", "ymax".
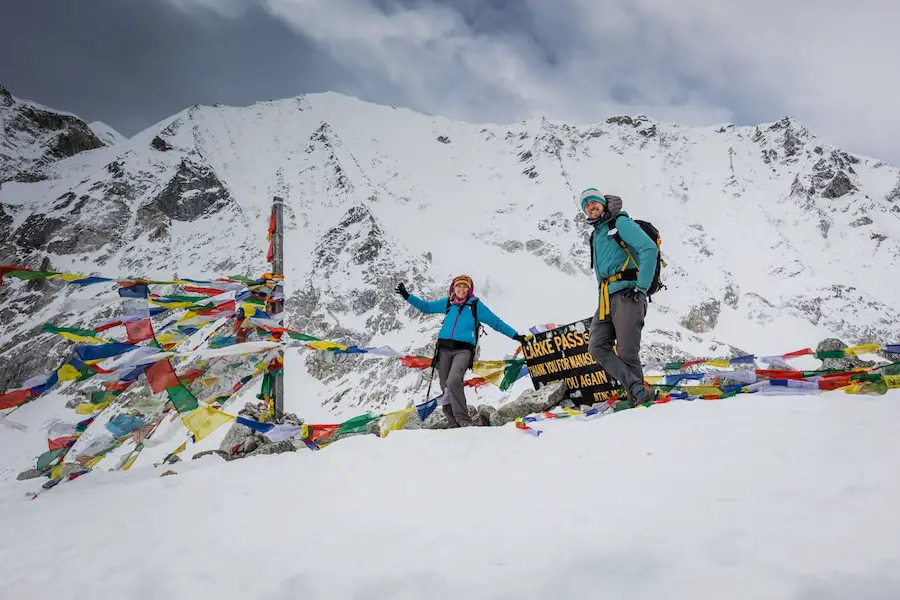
[
  {"xmin": 513, "ymin": 333, "xmax": 531, "ymax": 345},
  {"xmin": 622, "ymin": 288, "xmax": 647, "ymax": 303},
  {"xmin": 604, "ymin": 194, "xmax": 623, "ymax": 217},
  {"xmin": 395, "ymin": 282, "xmax": 410, "ymax": 300}
]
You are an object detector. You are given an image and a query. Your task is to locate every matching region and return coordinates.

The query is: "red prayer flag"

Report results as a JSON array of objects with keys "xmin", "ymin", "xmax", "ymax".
[
  {"xmin": 0, "ymin": 264, "xmax": 31, "ymax": 286},
  {"xmin": 178, "ymin": 369, "xmax": 205, "ymax": 384},
  {"xmin": 0, "ymin": 388, "xmax": 31, "ymax": 410},
  {"xmin": 145, "ymin": 360, "xmax": 180, "ymax": 394},
  {"xmin": 464, "ymin": 377, "xmax": 489, "ymax": 388},
  {"xmin": 184, "ymin": 286, "xmax": 227, "ymax": 296},
  {"xmin": 400, "ymin": 356, "xmax": 433, "ymax": 369},
  {"xmin": 95, "ymin": 320, "xmax": 123, "ymax": 332},
  {"xmin": 756, "ymin": 369, "xmax": 806, "ymax": 380},
  {"xmin": 196, "ymin": 301, "xmax": 235, "ymax": 316},
  {"xmin": 48, "ymin": 435, "xmax": 78, "ymax": 451},
  {"xmin": 305, "ymin": 424, "xmax": 341, "ymax": 442},
  {"xmin": 818, "ymin": 376, "xmax": 852, "ymax": 390},
  {"xmin": 105, "ymin": 381, "xmax": 132, "ymax": 393},
  {"xmin": 783, "ymin": 348, "xmax": 814, "ymax": 359},
  {"xmin": 125, "ymin": 319, "xmax": 154, "ymax": 344}
]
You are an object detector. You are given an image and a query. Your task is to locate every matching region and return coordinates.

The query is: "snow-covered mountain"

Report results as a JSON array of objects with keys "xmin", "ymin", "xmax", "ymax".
[
  {"xmin": 2, "ymin": 87, "xmax": 900, "ymax": 421},
  {"xmin": 88, "ymin": 121, "xmax": 126, "ymax": 146},
  {"xmin": 0, "ymin": 86, "xmax": 110, "ymax": 185}
]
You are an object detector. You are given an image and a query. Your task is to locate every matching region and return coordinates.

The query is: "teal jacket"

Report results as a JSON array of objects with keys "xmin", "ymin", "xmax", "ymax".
[
  {"xmin": 406, "ymin": 295, "xmax": 517, "ymax": 346},
  {"xmin": 591, "ymin": 211, "xmax": 659, "ymax": 295}
]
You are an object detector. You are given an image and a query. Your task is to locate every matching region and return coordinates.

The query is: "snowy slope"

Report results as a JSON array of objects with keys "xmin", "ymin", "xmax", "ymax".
[
  {"xmin": 1, "ymin": 392, "xmax": 899, "ymax": 599},
  {"xmin": 2, "ymin": 90, "xmax": 900, "ymax": 480},
  {"xmin": 89, "ymin": 120, "xmax": 126, "ymax": 146}
]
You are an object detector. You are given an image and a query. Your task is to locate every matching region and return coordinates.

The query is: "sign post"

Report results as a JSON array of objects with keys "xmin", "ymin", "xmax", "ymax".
[{"xmin": 520, "ymin": 318, "xmax": 619, "ymax": 408}]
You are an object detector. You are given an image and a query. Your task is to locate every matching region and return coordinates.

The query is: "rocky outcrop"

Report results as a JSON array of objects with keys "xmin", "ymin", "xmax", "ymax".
[
  {"xmin": 679, "ymin": 300, "xmax": 721, "ymax": 333},
  {"xmin": 0, "ymin": 85, "xmax": 106, "ymax": 183},
  {"xmin": 140, "ymin": 159, "xmax": 233, "ymax": 222},
  {"xmin": 217, "ymin": 401, "xmax": 304, "ymax": 460},
  {"xmin": 816, "ymin": 338, "xmax": 875, "ymax": 371}
]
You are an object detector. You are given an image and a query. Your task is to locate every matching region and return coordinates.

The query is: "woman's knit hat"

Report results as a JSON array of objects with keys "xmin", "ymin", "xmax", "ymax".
[{"xmin": 449, "ymin": 275, "xmax": 474, "ymax": 297}]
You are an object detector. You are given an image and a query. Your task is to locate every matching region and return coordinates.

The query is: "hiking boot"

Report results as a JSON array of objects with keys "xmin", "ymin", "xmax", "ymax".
[{"xmin": 630, "ymin": 387, "xmax": 659, "ymax": 408}]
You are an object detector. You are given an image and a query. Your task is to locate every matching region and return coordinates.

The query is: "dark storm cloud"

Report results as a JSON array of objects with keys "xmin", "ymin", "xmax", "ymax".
[
  {"xmin": 0, "ymin": 0, "xmax": 352, "ymax": 136},
  {"xmin": 1, "ymin": 0, "xmax": 898, "ymax": 165}
]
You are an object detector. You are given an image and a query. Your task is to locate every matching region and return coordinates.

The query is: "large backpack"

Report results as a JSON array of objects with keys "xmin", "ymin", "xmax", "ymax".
[{"xmin": 589, "ymin": 216, "xmax": 666, "ymax": 299}]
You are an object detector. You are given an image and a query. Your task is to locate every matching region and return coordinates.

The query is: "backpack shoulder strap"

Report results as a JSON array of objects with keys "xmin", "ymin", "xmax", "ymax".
[
  {"xmin": 588, "ymin": 231, "xmax": 594, "ymax": 269},
  {"xmin": 445, "ymin": 298, "xmax": 452, "ymax": 313},
  {"xmin": 609, "ymin": 215, "xmax": 626, "ymax": 249}
]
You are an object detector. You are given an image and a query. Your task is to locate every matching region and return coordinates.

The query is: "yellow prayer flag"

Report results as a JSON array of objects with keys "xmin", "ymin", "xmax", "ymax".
[
  {"xmin": 884, "ymin": 375, "xmax": 900, "ymax": 389},
  {"xmin": 48, "ymin": 273, "xmax": 88, "ymax": 282},
  {"xmin": 155, "ymin": 332, "xmax": 184, "ymax": 345},
  {"xmin": 82, "ymin": 455, "xmax": 104, "ymax": 468},
  {"xmin": 563, "ymin": 407, "xmax": 583, "ymax": 416},
  {"xmin": 706, "ymin": 359, "xmax": 731, "ymax": 368},
  {"xmin": 471, "ymin": 360, "xmax": 506, "ymax": 375},
  {"xmin": 181, "ymin": 406, "xmax": 235, "ymax": 441},
  {"xmin": 681, "ymin": 385, "xmax": 722, "ymax": 396},
  {"xmin": 379, "ymin": 408, "xmax": 413, "ymax": 438},
  {"xmin": 306, "ymin": 340, "xmax": 348, "ymax": 351},
  {"xmin": 57, "ymin": 331, "xmax": 108, "ymax": 344},
  {"xmin": 644, "ymin": 375, "xmax": 664, "ymax": 385},
  {"xmin": 120, "ymin": 454, "xmax": 138, "ymax": 471},
  {"xmin": 481, "ymin": 368, "xmax": 506, "ymax": 386},
  {"xmin": 75, "ymin": 398, "xmax": 112, "ymax": 415},
  {"xmin": 844, "ymin": 344, "xmax": 881, "ymax": 357},
  {"xmin": 57, "ymin": 363, "xmax": 83, "ymax": 382},
  {"xmin": 198, "ymin": 377, "xmax": 220, "ymax": 388}
]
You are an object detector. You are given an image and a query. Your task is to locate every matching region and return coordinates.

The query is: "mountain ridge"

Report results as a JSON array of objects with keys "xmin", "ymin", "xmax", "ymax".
[{"xmin": 2, "ymin": 86, "xmax": 899, "ymax": 419}]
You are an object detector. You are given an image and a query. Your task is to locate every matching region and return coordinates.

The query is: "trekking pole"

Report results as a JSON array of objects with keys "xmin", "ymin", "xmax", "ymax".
[{"xmin": 424, "ymin": 344, "xmax": 440, "ymax": 403}]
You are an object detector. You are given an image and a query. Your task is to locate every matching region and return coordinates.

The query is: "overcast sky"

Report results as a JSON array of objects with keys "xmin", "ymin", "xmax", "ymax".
[{"xmin": 1, "ymin": 0, "xmax": 897, "ymax": 164}]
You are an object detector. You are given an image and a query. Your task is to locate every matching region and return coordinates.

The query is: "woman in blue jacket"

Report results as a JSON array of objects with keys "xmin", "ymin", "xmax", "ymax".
[{"xmin": 395, "ymin": 275, "xmax": 527, "ymax": 427}]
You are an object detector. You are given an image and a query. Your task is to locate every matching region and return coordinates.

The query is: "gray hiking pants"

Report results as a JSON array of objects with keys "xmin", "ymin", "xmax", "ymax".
[
  {"xmin": 438, "ymin": 348, "xmax": 473, "ymax": 427},
  {"xmin": 588, "ymin": 290, "xmax": 648, "ymax": 401}
]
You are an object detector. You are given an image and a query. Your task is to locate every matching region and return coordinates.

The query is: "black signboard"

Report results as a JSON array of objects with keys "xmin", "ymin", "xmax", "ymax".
[{"xmin": 521, "ymin": 317, "xmax": 619, "ymax": 407}]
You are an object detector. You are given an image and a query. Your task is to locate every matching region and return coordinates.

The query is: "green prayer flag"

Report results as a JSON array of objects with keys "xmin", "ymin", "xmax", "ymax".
[
  {"xmin": 228, "ymin": 275, "xmax": 258, "ymax": 284},
  {"xmin": 876, "ymin": 362, "xmax": 900, "ymax": 376},
  {"xmin": 287, "ymin": 331, "xmax": 321, "ymax": 342},
  {"xmin": 814, "ymin": 350, "xmax": 846, "ymax": 359},
  {"xmin": 36, "ymin": 448, "xmax": 68, "ymax": 471},
  {"xmin": 849, "ymin": 373, "xmax": 882, "ymax": 382},
  {"xmin": 158, "ymin": 294, "xmax": 210, "ymax": 303},
  {"xmin": 43, "ymin": 323, "xmax": 100, "ymax": 338},
  {"xmin": 499, "ymin": 359, "xmax": 526, "ymax": 391},
  {"xmin": 91, "ymin": 390, "xmax": 118, "ymax": 404},
  {"xmin": 167, "ymin": 383, "xmax": 199, "ymax": 413},
  {"xmin": 338, "ymin": 413, "xmax": 379, "ymax": 435},
  {"xmin": 259, "ymin": 372, "xmax": 273, "ymax": 399},
  {"xmin": 663, "ymin": 362, "xmax": 683, "ymax": 371},
  {"xmin": 8, "ymin": 270, "xmax": 58, "ymax": 281}
]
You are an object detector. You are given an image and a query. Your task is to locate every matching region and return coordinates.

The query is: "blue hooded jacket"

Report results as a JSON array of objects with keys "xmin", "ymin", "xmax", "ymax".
[
  {"xmin": 591, "ymin": 210, "xmax": 659, "ymax": 295},
  {"xmin": 406, "ymin": 295, "xmax": 518, "ymax": 346}
]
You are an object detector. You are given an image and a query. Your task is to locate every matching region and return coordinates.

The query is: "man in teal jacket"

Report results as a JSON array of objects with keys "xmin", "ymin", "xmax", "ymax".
[
  {"xmin": 396, "ymin": 275, "xmax": 526, "ymax": 427},
  {"xmin": 581, "ymin": 188, "xmax": 659, "ymax": 407}
]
